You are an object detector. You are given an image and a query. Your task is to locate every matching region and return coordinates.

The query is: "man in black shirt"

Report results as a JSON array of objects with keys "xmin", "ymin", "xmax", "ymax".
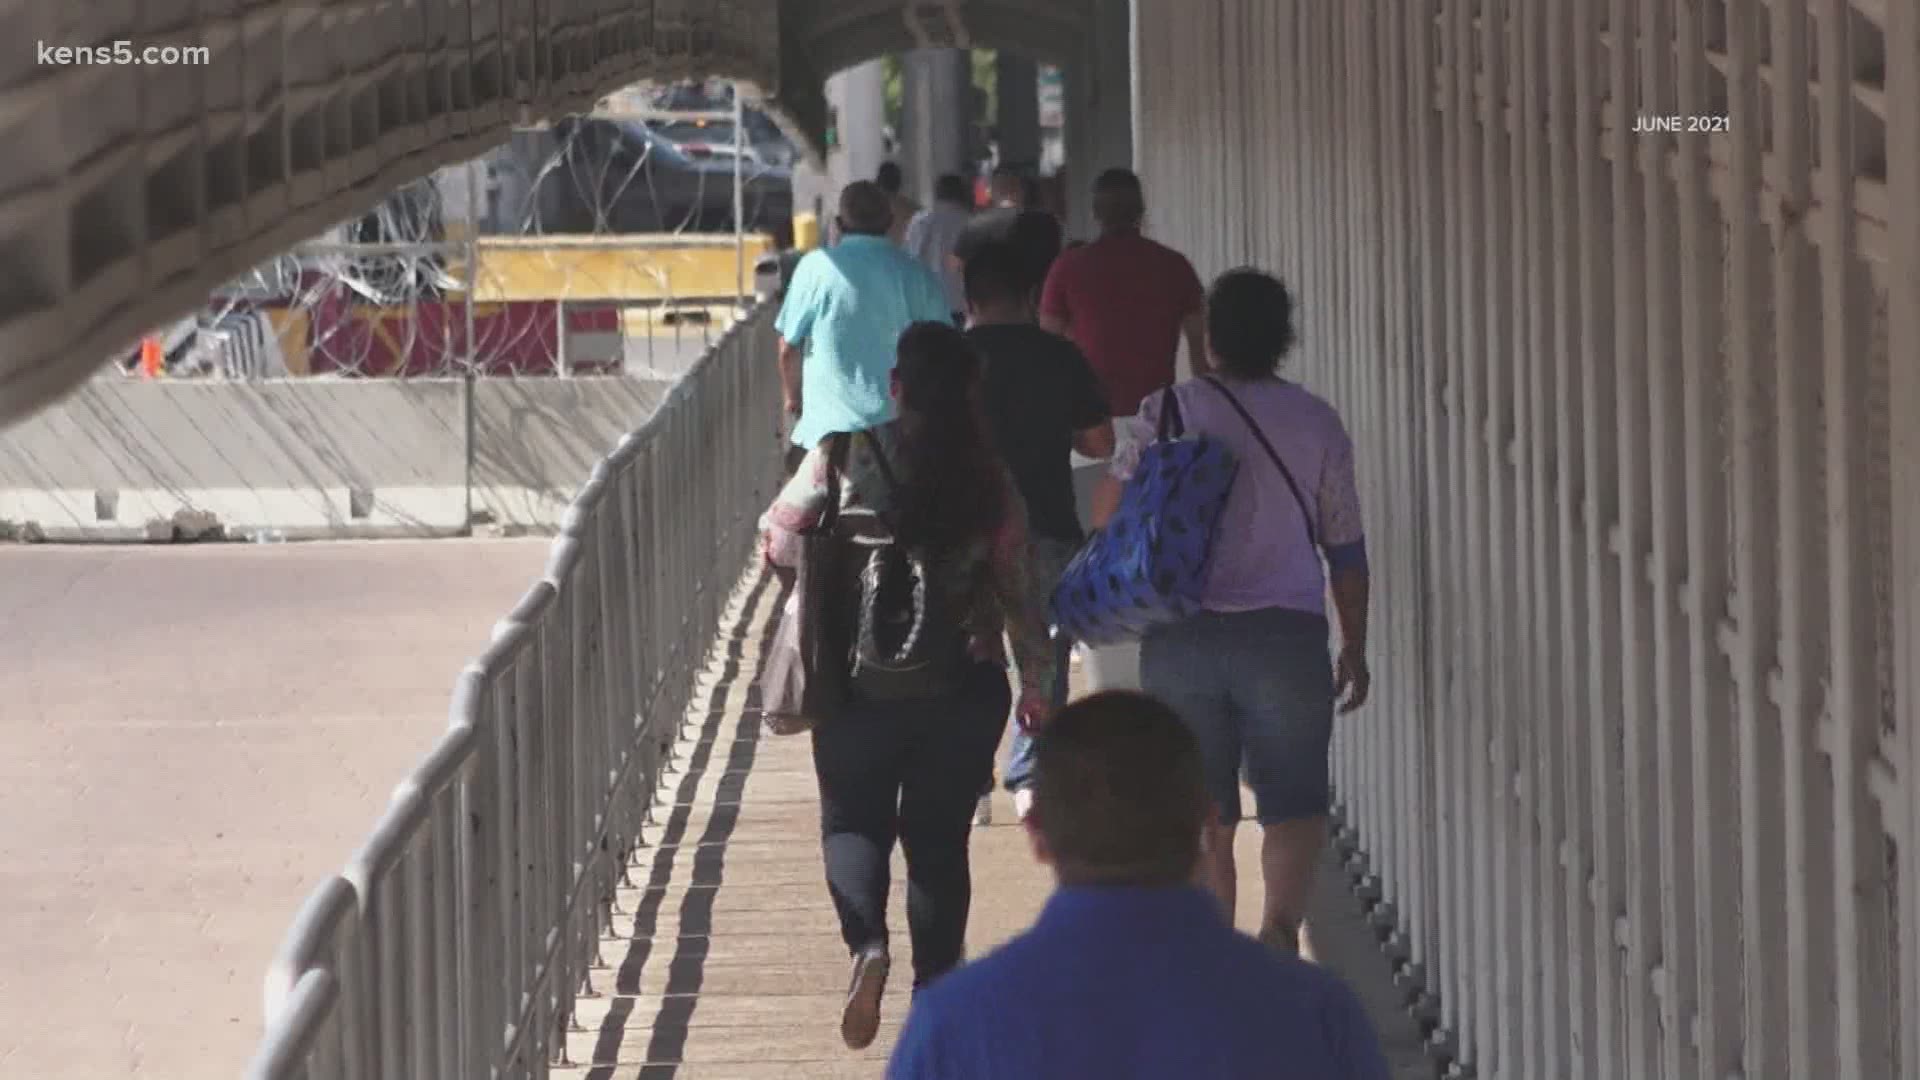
[
  {"xmin": 951, "ymin": 167, "xmax": 1063, "ymax": 316},
  {"xmin": 965, "ymin": 242, "xmax": 1114, "ymax": 820}
]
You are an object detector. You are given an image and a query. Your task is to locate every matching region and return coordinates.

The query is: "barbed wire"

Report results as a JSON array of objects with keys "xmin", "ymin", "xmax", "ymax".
[{"xmin": 132, "ymin": 82, "xmax": 793, "ymax": 382}]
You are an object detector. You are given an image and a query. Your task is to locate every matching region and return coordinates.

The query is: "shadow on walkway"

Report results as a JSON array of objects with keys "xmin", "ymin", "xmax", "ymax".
[{"xmin": 564, "ymin": 568, "xmax": 1428, "ymax": 1079}]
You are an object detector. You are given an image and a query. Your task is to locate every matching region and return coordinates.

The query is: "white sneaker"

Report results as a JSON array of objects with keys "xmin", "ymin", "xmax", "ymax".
[
  {"xmin": 840, "ymin": 947, "xmax": 890, "ymax": 1050},
  {"xmin": 973, "ymin": 795, "xmax": 994, "ymax": 827},
  {"xmin": 1012, "ymin": 788, "xmax": 1034, "ymax": 822}
]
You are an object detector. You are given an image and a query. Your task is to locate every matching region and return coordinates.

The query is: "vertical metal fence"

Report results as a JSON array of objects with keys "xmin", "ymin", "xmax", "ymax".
[
  {"xmin": 242, "ymin": 303, "xmax": 781, "ymax": 1079},
  {"xmin": 1136, "ymin": 1, "xmax": 1914, "ymax": 1077}
]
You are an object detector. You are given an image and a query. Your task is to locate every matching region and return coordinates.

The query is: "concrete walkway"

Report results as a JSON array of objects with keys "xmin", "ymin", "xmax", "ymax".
[{"xmin": 564, "ymin": 574, "xmax": 1429, "ymax": 1078}]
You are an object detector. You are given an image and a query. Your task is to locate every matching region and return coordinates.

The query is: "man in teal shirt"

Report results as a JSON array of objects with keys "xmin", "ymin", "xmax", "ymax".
[{"xmin": 777, "ymin": 181, "xmax": 954, "ymax": 464}]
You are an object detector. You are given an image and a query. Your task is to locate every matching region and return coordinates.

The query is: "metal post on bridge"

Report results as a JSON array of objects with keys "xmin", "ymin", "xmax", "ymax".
[
  {"xmin": 463, "ymin": 158, "xmax": 480, "ymax": 530},
  {"xmin": 733, "ymin": 81, "xmax": 746, "ymax": 313}
]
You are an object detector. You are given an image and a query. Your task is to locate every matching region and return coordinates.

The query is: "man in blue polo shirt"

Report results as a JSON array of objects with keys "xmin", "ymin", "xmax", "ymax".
[
  {"xmin": 776, "ymin": 181, "xmax": 953, "ymax": 471},
  {"xmin": 888, "ymin": 691, "xmax": 1390, "ymax": 1080}
]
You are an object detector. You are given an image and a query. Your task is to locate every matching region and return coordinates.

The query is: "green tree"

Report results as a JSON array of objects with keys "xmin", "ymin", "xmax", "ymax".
[
  {"xmin": 973, "ymin": 49, "xmax": 997, "ymax": 129},
  {"xmin": 884, "ymin": 56, "xmax": 902, "ymax": 132}
]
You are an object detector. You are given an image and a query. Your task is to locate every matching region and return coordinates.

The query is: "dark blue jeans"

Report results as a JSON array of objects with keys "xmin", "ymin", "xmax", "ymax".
[
  {"xmin": 1000, "ymin": 629, "xmax": 1072, "ymax": 792},
  {"xmin": 1001, "ymin": 536, "xmax": 1078, "ymax": 793},
  {"xmin": 813, "ymin": 662, "xmax": 1009, "ymax": 988}
]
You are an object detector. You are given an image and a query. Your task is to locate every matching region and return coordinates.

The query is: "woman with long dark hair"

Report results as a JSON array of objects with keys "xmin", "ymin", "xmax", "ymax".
[{"xmin": 759, "ymin": 321, "xmax": 1055, "ymax": 1049}]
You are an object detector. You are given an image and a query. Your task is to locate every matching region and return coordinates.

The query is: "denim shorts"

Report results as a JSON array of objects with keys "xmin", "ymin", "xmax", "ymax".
[{"xmin": 1140, "ymin": 607, "xmax": 1335, "ymax": 826}]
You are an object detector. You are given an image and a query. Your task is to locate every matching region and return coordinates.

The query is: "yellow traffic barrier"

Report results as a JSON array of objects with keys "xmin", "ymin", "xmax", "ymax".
[
  {"xmin": 792, "ymin": 212, "xmax": 821, "ymax": 252},
  {"xmin": 452, "ymin": 234, "xmax": 776, "ymax": 304}
]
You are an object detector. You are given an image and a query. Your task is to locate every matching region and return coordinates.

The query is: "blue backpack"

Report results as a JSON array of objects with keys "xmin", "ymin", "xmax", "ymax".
[{"xmin": 1050, "ymin": 386, "xmax": 1238, "ymax": 646}]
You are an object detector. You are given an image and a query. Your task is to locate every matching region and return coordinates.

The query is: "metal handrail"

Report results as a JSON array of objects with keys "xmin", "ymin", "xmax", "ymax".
[
  {"xmin": 244, "ymin": 971, "xmax": 341, "ymax": 1080},
  {"xmin": 248, "ymin": 302, "xmax": 781, "ymax": 1079}
]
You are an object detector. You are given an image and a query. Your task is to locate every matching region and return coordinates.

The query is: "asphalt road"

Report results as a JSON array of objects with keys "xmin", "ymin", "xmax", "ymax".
[{"xmin": 0, "ymin": 539, "xmax": 548, "ymax": 1078}]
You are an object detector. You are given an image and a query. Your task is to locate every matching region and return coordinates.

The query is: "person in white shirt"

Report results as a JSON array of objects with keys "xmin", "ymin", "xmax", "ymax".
[{"xmin": 904, "ymin": 174, "xmax": 976, "ymax": 323}]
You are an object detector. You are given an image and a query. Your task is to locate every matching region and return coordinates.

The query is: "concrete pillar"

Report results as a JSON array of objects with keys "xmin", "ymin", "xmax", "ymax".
[
  {"xmin": 898, "ymin": 47, "xmax": 973, "ymax": 205},
  {"xmin": 832, "ymin": 60, "xmax": 888, "ymax": 194},
  {"xmin": 790, "ymin": 61, "xmax": 888, "ymax": 245},
  {"xmin": 1066, "ymin": 0, "xmax": 1139, "ymax": 689},
  {"xmin": 995, "ymin": 53, "xmax": 1042, "ymax": 174},
  {"xmin": 1063, "ymin": 0, "xmax": 1135, "ymax": 239}
]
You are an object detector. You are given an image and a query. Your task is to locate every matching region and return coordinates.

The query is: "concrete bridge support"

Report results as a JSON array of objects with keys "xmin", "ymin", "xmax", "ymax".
[{"xmin": 898, "ymin": 47, "xmax": 975, "ymax": 205}]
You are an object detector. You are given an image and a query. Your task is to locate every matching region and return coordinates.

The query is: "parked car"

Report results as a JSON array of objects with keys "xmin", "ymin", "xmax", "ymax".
[
  {"xmin": 543, "ymin": 117, "xmax": 793, "ymax": 237},
  {"xmin": 649, "ymin": 117, "xmax": 796, "ymax": 169},
  {"xmin": 643, "ymin": 81, "xmax": 800, "ymax": 168},
  {"xmin": 649, "ymin": 80, "xmax": 733, "ymax": 113}
]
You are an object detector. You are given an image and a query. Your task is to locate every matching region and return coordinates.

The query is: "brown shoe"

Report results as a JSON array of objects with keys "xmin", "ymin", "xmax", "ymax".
[
  {"xmin": 841, "ymin": 947, "xmax": 890, "ymax": 1050},
  {"xmin": 1258, "ymin": 921, "xmax": 1301, "ymax": 956}
]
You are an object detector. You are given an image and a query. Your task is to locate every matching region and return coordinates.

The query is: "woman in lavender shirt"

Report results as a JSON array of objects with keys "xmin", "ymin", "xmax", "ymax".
[{"xmin": 1091, "ymin": 269, "xmax": 1372, "ymax": 957}]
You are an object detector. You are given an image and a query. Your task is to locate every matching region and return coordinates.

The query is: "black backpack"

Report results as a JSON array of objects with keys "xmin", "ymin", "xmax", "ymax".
[{"xmin": 847, "ymin": 434, "xmax": 971, "ymax": 701}]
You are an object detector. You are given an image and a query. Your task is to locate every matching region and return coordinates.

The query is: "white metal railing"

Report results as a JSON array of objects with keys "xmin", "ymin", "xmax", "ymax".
[
  {"xmin": 1136, "ymin": 1, "xmax": 1914, "ymax": 1079},
  {"xmin": 244, "ymin": 302, "xmax": 781, "ymax": 1079}
]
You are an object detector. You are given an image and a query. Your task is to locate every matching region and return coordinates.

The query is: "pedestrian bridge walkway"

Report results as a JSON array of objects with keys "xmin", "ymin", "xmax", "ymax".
[
  {"xmin": 243, "ymin": 310, "xmax": 1426, "ymax": 1079},
  {"xmin": 551, "ymin": 571, "xmax": 1427, "ymax": 1079}
]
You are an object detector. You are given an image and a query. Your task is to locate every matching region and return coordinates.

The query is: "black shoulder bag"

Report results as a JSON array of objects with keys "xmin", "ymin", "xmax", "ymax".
[{"xmin": 760, "ymin": 433, "xmax": 853, "ymax": 734}]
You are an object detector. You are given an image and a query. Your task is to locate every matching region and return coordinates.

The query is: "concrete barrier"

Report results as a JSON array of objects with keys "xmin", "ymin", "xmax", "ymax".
[
  {"xmin": 0, "ymin": 379, "xmax": 468, "ymax": 541},
  {"xmin": 0, "ymin": 375, "xmax": 673, "ymax": 541},
  {"xmin": 470, "ymin": 376, "xmax": 672, "ymax": 529}
]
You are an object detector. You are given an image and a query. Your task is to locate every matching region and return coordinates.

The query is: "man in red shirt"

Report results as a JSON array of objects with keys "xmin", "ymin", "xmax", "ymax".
[
  {"xmin": 1042, "ymin": 169, "xmax": 1208, "ymax": 698},
  {"xmin": 1039, "ymin": 169, "xmax": 1209, "ymax": 418}
]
